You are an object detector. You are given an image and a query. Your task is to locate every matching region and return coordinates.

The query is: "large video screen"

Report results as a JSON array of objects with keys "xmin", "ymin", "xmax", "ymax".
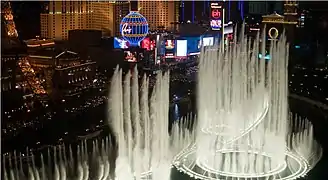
[
  {"xmin": 176, "ymin": 40, "xmax": 187, "ymax": 57},
  {"xmin": 165, "ymin": 40, "xmax": 175, "ymax": 50},
  {"xmin": 124, "ymin": 51, "xmax": 137, "ymax": 62},
  {"xmin": 181, "ymin": 36, "xmax": 201, "ymax": 54},
  {"xmin": 114, "ymin": 37, "xmax": 129, "ymax": 49}
]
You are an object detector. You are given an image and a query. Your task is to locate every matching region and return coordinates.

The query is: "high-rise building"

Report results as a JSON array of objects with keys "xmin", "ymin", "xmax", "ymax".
[
  {"xmin": 248, "ymin": 2, "xmax": 268, "ymax": 15},
  {"xmin": 248, "ymin": 1, "xmax": 283, "ymax": 15},
  {"xmin": 40, "ymin": 1, "xmax": 130, "ymax": 40},
  {"xmin": 284, "ymin": 0, "xmax": 298, "ymax": 23},
  {"xmin": 138, "ymin": 1, "xmax": 178, "ymax": 31},
  {"xmin": 113, "ymin": 1, "xmax": 130, "ymax": 36}
]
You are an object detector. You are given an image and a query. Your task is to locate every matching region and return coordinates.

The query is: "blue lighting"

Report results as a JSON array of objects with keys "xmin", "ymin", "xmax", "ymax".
[
  {"xmin": 120, "ymin": 11, "xmax": 149, "ymax": 46},
  {"xmin": 258, "ymin": 54, "xmax": 271, "ymax": 60},
  {"xmin": 238, "ymin": 0, "xmax": 244, "ymax": 20},
  {"xmin": 228, "ymin": 0, "xmax": 231, "ymax": 21},
  {"xmin": 295, "ymin": 45, "xmax": 301, "ymax": 49}
]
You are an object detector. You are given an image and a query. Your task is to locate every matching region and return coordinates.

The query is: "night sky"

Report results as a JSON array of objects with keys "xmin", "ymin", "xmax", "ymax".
[
  {"xmin": 10, "ymin": 1, "xmax": 328, "ymax": 46},
  {"xmin": 12, "ymin": 1, "xmax": 42, "ymax": 40}
]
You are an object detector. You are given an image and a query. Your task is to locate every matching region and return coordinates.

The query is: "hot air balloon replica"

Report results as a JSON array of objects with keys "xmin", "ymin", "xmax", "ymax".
[{"xmin": 120, "ymin": 11, "xmax": 149, "ymax": 47}]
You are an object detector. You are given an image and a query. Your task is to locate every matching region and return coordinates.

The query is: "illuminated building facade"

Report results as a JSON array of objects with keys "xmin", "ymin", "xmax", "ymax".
[
  {"xmin": 1, "ymin": 1, "xmax": 28, "ymax": 93},
  {"xmin": 113, "ymin": 1, "xmax": 130, "ymax": 36},
  {"xmin": 138, "ymin": 1, "xmax": 177, "ymax": 31},
  {"xmin": 52, "ymin": 51, "xmax": 96, "ymax": 99},
  {"xmin": 284, "ymin": 0, "xmax": 298, "ymax": 24},
  {"xmin": 261, "ymin": 11, "xmax": 297, "ymax": 45},
  {"xmin": 1, "ymin": 55, "xmax": 26, "ymax": 92},
  {"xmin": 29, "ymin": 50, "xmax": 96, "ymax": 99},
  {"xmin": 248, "ymin": 1, "xmax": 283, "ymax": 15},
  {"xmin": 260, "ymin": 0, "xmax": 298, "ymax": 44},
  {"xmin": 40, "ymin": 1, "xmax": 130, "ymax": 40}
]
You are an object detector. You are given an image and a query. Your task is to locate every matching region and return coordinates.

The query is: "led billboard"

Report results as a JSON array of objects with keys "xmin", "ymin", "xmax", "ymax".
[
  {"xmin": 211, "ymin": 19, "xmax": 222, "ymax": 30},
  {"xmin": 165, "ymin": 40, "xmax": 175, "ymax": 50},
  {"xmin": 124, "ymin": 51, "xmax": 137, "ymax": 62},
  {"xmin": 114, "ymin": 37, "xmax": 130, "ymax": 49},
  {"xmin": 180, "ymin": 36, "xmax": 201, "ymax": 54},
  {"xmin": 141, "ymin": 37, "xmax": 151, "ymax": 50},
  {"xmin": 202, "ymin": 37, "xmax": 214, "ymax": 46},
  {"xmin": 176, "ymin": 40, "xmax": 187, "ymax": 57}
]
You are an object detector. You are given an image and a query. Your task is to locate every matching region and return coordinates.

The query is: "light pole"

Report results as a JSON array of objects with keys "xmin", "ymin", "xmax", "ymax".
[{"xmin": 222, "ymin": 0, "xmax": 225, "ymax": 50}]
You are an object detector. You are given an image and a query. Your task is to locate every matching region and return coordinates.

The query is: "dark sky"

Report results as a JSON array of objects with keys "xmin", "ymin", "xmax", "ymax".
[
  {"xmin": 10, "ymin": 1, "xmax": 328, "ymax": 44},
  {"xmin": 12, "ymin": 1, "xmax": 42, "ymax": 40}
]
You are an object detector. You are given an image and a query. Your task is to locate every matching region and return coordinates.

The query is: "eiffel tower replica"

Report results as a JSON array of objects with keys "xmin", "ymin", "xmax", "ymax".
[
  {"xmin": 1, "ymin": 1, "xmax": 23, "ymax": 52},
  {"xmin": 1, "ymin": 1, "xmax": 48, "ymax": 102},
  {"xmin": 1, "ymin": 1, "xmax": 25, "ymax": 94}
]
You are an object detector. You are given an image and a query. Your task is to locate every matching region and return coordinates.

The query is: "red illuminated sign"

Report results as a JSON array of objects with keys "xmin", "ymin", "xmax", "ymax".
[
  {"xmin": 210, "ymin": 2, "xmax": 223, "ymax": 20},
  {"xmin": 211, "ymin": 9, "xmax": 221, "ymax": 19},
  {"xmin": 150, "ymin": 40, "xmax": 156, "ymax": 50},
  {"xmin": 141, "ymin": 38, "xmax": 156, "ymax": 51},
  {"xmin": 141, "ymin": 37, "xmax": 150, "ymax": 51}
]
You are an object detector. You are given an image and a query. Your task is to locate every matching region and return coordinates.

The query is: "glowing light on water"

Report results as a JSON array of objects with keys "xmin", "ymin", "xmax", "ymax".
[{"xmin": 172, "ymin": 25, "xmax": 322, "ymax": 179}]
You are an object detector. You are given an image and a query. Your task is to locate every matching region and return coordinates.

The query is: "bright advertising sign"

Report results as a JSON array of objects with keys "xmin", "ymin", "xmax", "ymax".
[
  {"xmin": 202, "ymin": 37, "xmax": 214, "ymax": 46},
  {"xmin": 210, "ymin": 2, "xmax": 223, "ymax": 30},
  {"xmin": 120, "ymin": 11, "xmax": 149, "ymax": 46},
  {"xmin": 113, "ymin": 37, "xmax": 130, "ymax": 49},
  {"xmin": 176, "ymin": 40, "xmax": 187, "ymax": 57},
  {"xmin": 165, "ymin": 40, "xmax": 175, "ymax": 49}
]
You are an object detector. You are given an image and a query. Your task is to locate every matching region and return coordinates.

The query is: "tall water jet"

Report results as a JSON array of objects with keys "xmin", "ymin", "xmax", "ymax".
[
  {"xmin": 172, "ymin": 25, "xmax": 322, "ymax": 179},
  {"xmin": 108, "ymin": 66, "xmax": 172, "ymax": 180}
]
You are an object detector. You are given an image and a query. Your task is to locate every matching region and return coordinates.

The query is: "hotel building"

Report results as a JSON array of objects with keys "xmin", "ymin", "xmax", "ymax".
[{"xmin": 40, "ymin": 1, "xmax": 130, "ymax": 40}]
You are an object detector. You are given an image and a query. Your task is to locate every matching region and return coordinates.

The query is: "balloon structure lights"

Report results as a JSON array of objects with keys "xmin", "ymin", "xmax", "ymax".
[{"xmin": 120, "ymin": 11, "xmax": 149, "ymax": 46}]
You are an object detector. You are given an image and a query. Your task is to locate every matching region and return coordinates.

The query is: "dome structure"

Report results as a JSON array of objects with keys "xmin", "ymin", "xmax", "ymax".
[{"xmin": 120, "ymin": 11, "xmax": 149, "ymax": 46}]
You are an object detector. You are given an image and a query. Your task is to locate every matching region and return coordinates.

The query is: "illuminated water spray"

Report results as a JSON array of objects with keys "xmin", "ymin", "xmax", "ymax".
[
  {"xmin": 172, "ymin": 26, "xmax": 322, "ymax": 179},
  {"xmin": 108, "ymin": 66, "xmax": 194, "ymax": 180},
  {"xmin": 2, "ymin": 25, "xmax": 321, "ymax": 180}
]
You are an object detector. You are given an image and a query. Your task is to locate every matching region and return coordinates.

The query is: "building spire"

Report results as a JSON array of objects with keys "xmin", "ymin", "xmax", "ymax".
[{"xmin": 1, "ymin": 1, "xmax": 18, "ymax": 38}]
